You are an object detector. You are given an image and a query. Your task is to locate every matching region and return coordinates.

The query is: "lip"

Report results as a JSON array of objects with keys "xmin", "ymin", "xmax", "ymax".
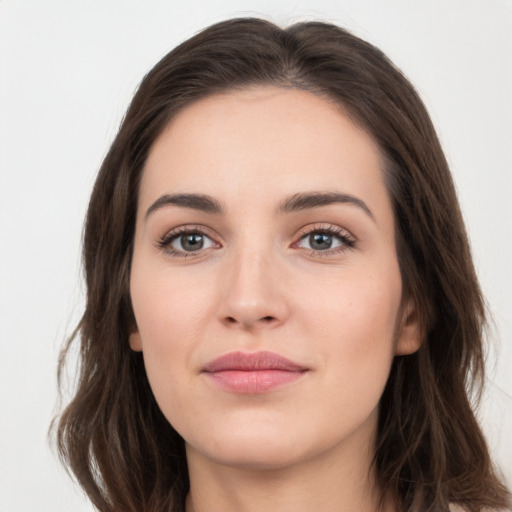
[{"xmin": 202, "ymin": 351, "xmax": 308, "ymax": 393}]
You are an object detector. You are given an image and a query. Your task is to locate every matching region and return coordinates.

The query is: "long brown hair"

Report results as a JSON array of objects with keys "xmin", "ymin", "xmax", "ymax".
[{"xmin": 53, "ymin": 17, "xmax": 510, "ymax": 512}]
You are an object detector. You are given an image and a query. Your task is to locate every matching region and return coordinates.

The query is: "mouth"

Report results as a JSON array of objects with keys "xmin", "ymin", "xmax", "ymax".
[{"xmin": 201, "ymin": 351, "xmax": 309, "ymax": 393}]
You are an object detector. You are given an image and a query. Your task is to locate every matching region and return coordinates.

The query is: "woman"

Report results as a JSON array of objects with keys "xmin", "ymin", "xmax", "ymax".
[{"xmin": 54, "ymin": 17, "xmax": 511, "ymax": 512}]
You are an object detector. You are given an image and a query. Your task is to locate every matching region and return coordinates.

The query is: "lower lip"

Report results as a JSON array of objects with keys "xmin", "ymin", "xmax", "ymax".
[{"xmin": 204, "ymin": 369, "xmax": 306, "ymax": 393}]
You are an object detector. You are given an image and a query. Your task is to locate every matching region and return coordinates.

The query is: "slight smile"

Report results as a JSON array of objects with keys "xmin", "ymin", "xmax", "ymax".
[{"xmin": 201, "ymin": 351, "xmax": 309, "ymax": 393}]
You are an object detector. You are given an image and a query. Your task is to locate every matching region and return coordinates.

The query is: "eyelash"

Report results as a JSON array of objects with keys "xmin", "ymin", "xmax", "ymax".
[
  {"xmin": 155, "ymin": 225, "xmax": 216, "ymax": 259},
  {"xmin": 296, "ymin": 224, "xmax": 356, "ymax": 257},
  {"xmin": 156, "ymin": 224, "xmax": 356, "ymax": 259}
]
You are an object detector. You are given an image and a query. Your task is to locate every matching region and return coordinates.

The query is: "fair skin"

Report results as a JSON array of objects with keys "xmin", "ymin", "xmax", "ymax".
[{"xmin": 129, "ymin": 86, "xmax": 421, "ymax": 512}]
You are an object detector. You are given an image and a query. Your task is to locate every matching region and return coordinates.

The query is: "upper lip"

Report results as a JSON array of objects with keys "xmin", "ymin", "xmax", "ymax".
[{"xmin": 202, "ymin": 351, "xmax": 307, "ymax": 372}]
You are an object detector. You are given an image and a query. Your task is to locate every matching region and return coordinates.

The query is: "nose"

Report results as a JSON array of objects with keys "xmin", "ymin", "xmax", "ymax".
[{"xmin": 218, "ymin": 250, "xmax": 289, "ymax": 331}]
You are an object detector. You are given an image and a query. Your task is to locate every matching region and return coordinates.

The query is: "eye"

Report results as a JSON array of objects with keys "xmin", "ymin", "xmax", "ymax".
[
  {"xmin": 295, "ymin": 225, "xmax": 355, "ymax": 254},
  {"xmin": 299, "ymin": 232, "xmax": 342, "ymax": 251},
  {"xmin": 157, "ymin": 227, "xmax": 218, "ymax": 257},
  {"xmin": 172, "ymin": 232, "xmax": 215, "ymax": 252}
]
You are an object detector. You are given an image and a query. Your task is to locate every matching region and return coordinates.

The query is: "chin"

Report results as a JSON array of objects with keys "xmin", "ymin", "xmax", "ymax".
[
  {"xmin": 198, "ymin": 444, "xmax": 304, "ymax": 472},
  {"xmin": 186, "ymin": 425, "xmax": 312, "ymax": 471}
]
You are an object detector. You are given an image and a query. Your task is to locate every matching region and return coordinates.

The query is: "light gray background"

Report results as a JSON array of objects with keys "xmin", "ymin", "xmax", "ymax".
[{"xmin": 1, "ymin": 1, "xmax": 511, "ymax": 510}]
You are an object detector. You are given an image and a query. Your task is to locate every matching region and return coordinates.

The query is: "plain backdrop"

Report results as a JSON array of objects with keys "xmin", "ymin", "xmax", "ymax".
[{"xmin": 1, "ymin": 1, "xmax": 511, "ymax": 510}]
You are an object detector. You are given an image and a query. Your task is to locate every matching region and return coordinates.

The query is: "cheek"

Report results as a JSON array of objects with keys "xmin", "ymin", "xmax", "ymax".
[
  {"xmin": 129, "ymin": 260, "xmax": 207, "ymax": 407},
  {"xmin": 298, "ymin": 262, "xmax": 401, "ymax": 349},
  {"xmin": 131, "ymin": 261, "xmax": 213, "ymax": 352},
  {"xmin": 130, "ymin": 256, "xmax": 236, "ymax": 432},
  {"xmin": 295, "ymin": 263, "xmax": 401, "ymax": 403}
]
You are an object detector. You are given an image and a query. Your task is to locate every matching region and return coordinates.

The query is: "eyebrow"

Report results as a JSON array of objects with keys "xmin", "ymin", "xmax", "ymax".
[
  {"xmin": 277, "ymin": 192, "xmax": 374, "ymax": 220},
  {"xmin": 145, "ymin": 191, "xmax": 374, "ymax": 220},
  {"xmin": 145, "ymin": 193, "xmax": 223, "ymax": 219}
]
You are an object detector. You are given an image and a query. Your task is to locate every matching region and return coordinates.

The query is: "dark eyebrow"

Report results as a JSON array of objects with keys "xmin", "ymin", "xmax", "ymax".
[
  {"xmin": 145, "ymin": 191, "xmax": 374, "ymax": 221},
  {"xmin": 145, "ymin": 193, "xmax": 223, "ymax": 219},
  {"xmin": 277, "ymin": 191, "xmax": 374, "ymax": 220}
]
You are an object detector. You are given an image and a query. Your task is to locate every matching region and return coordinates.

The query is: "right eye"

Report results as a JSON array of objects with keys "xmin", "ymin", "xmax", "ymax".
[{"xmin": 157, "ymin": 228, "xmax": 219, "ymax": 258}]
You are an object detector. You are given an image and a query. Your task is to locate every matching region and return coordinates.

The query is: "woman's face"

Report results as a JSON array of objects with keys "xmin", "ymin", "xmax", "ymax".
[{"xmin": 130, "ymin": 86, "xmax": 420, "ymax": 471}]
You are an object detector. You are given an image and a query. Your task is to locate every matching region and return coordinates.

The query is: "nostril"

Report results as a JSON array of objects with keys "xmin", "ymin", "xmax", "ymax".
[{"xmin": 223, "ymin": 315, "xmax": 276, "ymax": 326}]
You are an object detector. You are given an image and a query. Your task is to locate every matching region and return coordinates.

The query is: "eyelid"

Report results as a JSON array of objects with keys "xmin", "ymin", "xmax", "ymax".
[
  {"xmin": 291, "ymin": 223, "xmax": 356, "ymax": 254},
  {"xmin": 155, "ymin": 222, "xmax": 356, "ymax": 259},
  {"xmin": 155, "ymin": 224, "xmax": 222, "ymax": 257}
]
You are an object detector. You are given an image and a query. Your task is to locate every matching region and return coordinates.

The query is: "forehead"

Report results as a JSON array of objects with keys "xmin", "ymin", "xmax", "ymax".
[{"xmin": 140, "ymin": 86, "xmax": 391, "ymax": 221}]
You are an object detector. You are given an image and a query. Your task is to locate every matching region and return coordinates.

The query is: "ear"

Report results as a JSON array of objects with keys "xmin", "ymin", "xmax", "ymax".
[
  {"xmin": 395, "ymin": 297, "xmax": 422, "ymax": 356},
  {"xmin": 129, "ymin": 326, "xmax": 143, "ymax": 352}
]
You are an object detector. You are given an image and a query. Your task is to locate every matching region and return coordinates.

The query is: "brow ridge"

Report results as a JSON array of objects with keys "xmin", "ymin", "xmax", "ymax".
[
  {"xmin": 278, "ymin": 191, "xmax": 374, "ymax": 219},
  {"xmin": 145, "ymin": 191, "xmax": 374, "ymax": 220},
  {"xmin": 145, "ymin": 193, "xmax": 223, "ymax": 219}
]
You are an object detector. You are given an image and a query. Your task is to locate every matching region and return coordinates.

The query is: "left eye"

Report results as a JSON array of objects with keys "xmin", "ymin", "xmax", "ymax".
[
  {"xmin": 169, "ymin": 232, "xmax": 216, "ymax": 252},
  {"xmin": 297, "ymin": 231, "xmax": 346, "ymax": 251}
]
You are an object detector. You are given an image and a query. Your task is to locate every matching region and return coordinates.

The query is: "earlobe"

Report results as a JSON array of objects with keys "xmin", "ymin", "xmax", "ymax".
[
  {"xmin": 129, "ymin": 328, "xmax": 143, "ymax": 352},
  {"xmin": 395, "ymin": 298, "xmax": 422, "ymax": 356}
]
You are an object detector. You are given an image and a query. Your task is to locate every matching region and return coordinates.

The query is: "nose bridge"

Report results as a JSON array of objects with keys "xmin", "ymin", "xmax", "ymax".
[
  {"xmin": 231, "ymin": 248, "xmax": 269, "ymax": 299},
  {"xmin": 219, "ymin": 235, "xmax": 287, "ymax": 329}
]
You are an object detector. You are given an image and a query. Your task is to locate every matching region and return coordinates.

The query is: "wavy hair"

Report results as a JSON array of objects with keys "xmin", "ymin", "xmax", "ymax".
[{"xmin": 53, "ymin": 17, "xmax": 510, "ymax": 512}]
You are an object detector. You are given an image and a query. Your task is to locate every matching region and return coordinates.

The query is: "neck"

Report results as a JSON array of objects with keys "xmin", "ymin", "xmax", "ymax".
[{"xmin": 184, "ymin": 415, "xmax": 393, "ymax": 512}]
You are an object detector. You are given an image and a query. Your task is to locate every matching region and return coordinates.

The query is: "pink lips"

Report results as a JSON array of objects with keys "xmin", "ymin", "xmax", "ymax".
[{"xmin": 202, "ymin": 351, "xmax": 308, "ymax": 393}]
